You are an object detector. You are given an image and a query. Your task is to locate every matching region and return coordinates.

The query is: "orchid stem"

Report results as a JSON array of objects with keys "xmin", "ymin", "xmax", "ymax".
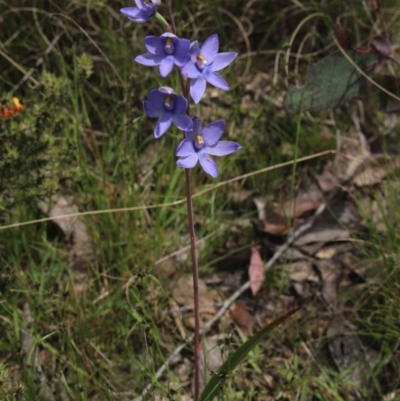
[
  {"xmin": 168, "ymin": 7, "xmax": 201, "ymax": 400},
  {"xmin": 184, "ymin": 169, "xmax": 201, "ymax": 401}
]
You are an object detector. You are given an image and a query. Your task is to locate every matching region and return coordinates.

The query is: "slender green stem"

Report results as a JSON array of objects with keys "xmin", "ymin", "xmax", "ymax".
[{"xmin": 154, "ymin": 12, "xmax": 172, "ymax": 32}]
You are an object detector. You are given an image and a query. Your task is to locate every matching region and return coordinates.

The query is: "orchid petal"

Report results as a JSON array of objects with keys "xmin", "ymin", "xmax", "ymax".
[
  {"xmin": 144, "ymin": 36, "xmax": 165, "ymax": 54},
  {"xmin": 190, "ymin": 75, "xmax": 206, "ymax": 104},
  {"xmin": 206, "ymin": 141, "xmax": 242, "ymax": 156},
  {"xmin": 199, "ymin": 151, "xmax": 219, "ymax": 178},
  {"xmin": 181, "ymin": 61, "xmax": 200, "ymax": 79},
  {"xmin": 189, "ymin": 41, "xmax": 200, "ymax": 57},
  {"xmin": 135, "ymin": 53, "xmax": 163, "ymax": 66},
  {"xmin": 147, "ymin": 89, "xmax": 166, "ymax": 109},
  {"xmin": 202, "ymin": 120, "xmax": 225, "ymax": 146},
  {"xmin": 143, "ymin": 100, "xmax": 162, "ymax": 117},
  {"xmin": 173, "ymin": 113, "xmax": 193, "ymax": 131},
  {"xmin": 120, "ymin": 7, "xmax": 141, "ymax": 18},
  {"xmin": 204, "ymin": 70, "xmax": 229, "ymax": 91},
  {"xmin": 174, "ymin": 55, "xmax": 190, "ymax": 67},
  {"xmin": 200, "ymin": 34, "xmax": 219, "ymax": 63},
  {"xmin": 184, "ymin": 117, "xmax": 200, "ymax": 142},
  {"xmin": 210, "ymin": 52, "xmax": 237, "ymax": 71},
  {"xmin": 159, "ymin": 56, "xmax": 174, "ymax": 77},
  {"xmin": 120, "ymin": 5, "xmax": 155, "ymax": 23},
  {"xmin": 177, "ymin": 153, "xmax": 199, "ymax": 169},
  {"xmin": 119, "ymin": 7, "xmax": 142, "ymax": 17},
  {"xmin": 155, "ymin": 112, "xmax": 172, "ymax": 138},
  {"xmin": 191, "ymin": 116, "xmax": 202, "ymax": 135},
  {"xmin": 176, "ymin": 139, "xmax": 195, "ymax": 157},
  {"xmin": 173, "ymin": 95, "xmax": 188, "ymax": 114},
  {"xmin": 174, "ymin": 38, "xmax": 191, "ymax": 58}
]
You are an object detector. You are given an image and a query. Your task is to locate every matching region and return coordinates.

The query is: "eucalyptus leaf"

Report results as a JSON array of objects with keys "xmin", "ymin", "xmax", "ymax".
[
  {"xmin": 283, "ymin": 51, "xmax": 379, "ymax": 114},
  {"xmin": 200, "ymin": 307, "xmax": 299, "ymax": 401}
]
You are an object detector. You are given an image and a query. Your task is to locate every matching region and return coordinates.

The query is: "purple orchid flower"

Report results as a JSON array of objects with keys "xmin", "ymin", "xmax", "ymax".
[
  {"xmin": 143, "ymin": 87, "xmax": 193, "ymax": 138},
  {"xmin": 180, "ymin": 34, "xmax": 237, "ymax": 104},
  {"xmin": 135, "ymin": 33, "xmax": 191, "ymax": 77},
  {"xmin": 175, "ymin": 116, "xmax": 242, "ymax": 178},
  {"xmin": 120, "ymin": 0, "xmax": 159, "ymax": 24}
]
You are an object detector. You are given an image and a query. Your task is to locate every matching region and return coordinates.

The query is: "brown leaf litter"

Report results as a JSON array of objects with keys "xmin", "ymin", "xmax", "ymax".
[
  {"xmin": 248, "ymin": 246, "xmax": 264, "ymax": 296},
  {"xmin": 171, "ymin": 275, "xmax": 220, "ymax": 329},
  {"xmin": 264, "ymin": 197, "xmax": 321, "ymax": 235},
  {"xmin": 149, "ymin": 115, "xmax": 398, "ymax": 400},
  {"xmin": 231, "ymin": 303, "xmax": 254, "ymax": 337},
  {"xmin": 37, "ymin": 195, "xmax": 95, "ymax": 270},
  {"xmin": 327, "ymin": 315, "xmax": 379, "ymax": 386}
]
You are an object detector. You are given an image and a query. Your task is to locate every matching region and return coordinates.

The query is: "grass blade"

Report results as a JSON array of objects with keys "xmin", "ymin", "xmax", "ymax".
[{"xmin": 200, "ymin": 307, "xmax": 300, "ymax": 401}]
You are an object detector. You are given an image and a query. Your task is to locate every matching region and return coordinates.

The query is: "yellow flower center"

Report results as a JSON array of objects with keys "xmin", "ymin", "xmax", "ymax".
[
  {"xmin": 164, "ymin": 95, "xmax": 174, "ymax": 110},
  {"xmin": 165, "ymin": 38, "xmax": 174, "ymax": 54},
  {"xmin": 194, "ymin": 134, "xmax": 204, "ymax": 149},
  {"xmin": 196, "ymin": 55, "xmax": 207, "ymax": 70}
]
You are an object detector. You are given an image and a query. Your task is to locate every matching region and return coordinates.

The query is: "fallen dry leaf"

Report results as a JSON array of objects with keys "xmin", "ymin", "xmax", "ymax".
[
  {"xmin": 248, "ymin": 246, "xmax": 264, "ymax": 296},
  {"xmin": 172, "ymin": 275, "xmax": 212, "ymax": 307},
  {"xmin": 315, "ymin": 127, "xmax": 364, "ymax": 190},
  {"xmin": 316, "ymin": 260, "xmax": 342, "ymax": 302},
  {"xmin": 37, "ymin": 195, "xmax": 94, "ymax": 270},
  {"xmin": 278, "ymin": 198, "xmax": 321, "ymax": 219},
  {"xmin": 315, "ymin": 168, "xmax": 339, "ymax": 192},
  {"xmin": 287, "ymin": 261, "xmax": 318, "ymax": 298},
  {"xmin": 294, "ymin": 229, "xmax": 350, "ymax": 247},
  {"xmin": 171, "ymin": 275, "xmax": 217, "ymax": 327},
  {"xmin": 264, "ymin": 212, "xmax": 288, "ymax": 235},
  {"xmin": 353, "ymin": 159, "xmax": 386, "ymax": 187},
  {"xmin": 315, "ymin": 247, "xmax": 338, "ymax": 259},
  {"xmin": 288, "ymin": 261, "xmax": 315, "ymax": 283},
  {"xmin": 264, "ymin": 197, "xmax": 321, "ymax": 236},
  {"xmin": 231, "ymin": 303, "xmax": 254, "ymax": 337},
  {"xmin": 316, "ymin": 126, "xmax": 398, "ymax": 191}
]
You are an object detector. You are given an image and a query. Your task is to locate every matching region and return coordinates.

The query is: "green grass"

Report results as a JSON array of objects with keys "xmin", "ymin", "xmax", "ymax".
[{"xmin": 1, "ymin": 0, "xmax": 400, "ymax": 400}]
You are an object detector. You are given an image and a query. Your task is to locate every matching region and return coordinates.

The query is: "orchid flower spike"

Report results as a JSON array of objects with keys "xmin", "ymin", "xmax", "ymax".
[
  {"xmin": 181, "ymin": 34, "xmax": 237, "ymax": 103},
  {"xmin": 176, "ymin": 117, "xmax": 241, "ymax": 178},
  {"xmin": 143, "ymin": 87, "xmax": 193, "ymax": 138}
]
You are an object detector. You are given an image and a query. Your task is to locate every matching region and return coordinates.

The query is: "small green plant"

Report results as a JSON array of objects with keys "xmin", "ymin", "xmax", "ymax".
[
  {"xmin": 0, "ymin": 365, "xmax": 25, "ymax": 401},
  {"xmin": 0, "ymin": 71, "xmax": 81, "ymax": 218}
]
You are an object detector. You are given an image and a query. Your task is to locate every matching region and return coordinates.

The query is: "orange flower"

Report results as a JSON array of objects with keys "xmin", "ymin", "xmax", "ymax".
[
  {"xmin": 12, "ymin": 97, "xmax": 23, "ymax": 112},
  {"xmin": 2, "ymin": 109, "xmax": 14, "ymax": 119},
  {"xmin": 1, "ymin": 97, "xmax": 24, "ymax": 119}
]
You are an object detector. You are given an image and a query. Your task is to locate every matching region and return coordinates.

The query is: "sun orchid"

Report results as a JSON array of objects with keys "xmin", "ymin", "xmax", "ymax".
[
  {"xmin": 180, "ymin": 34, "xmax": 237, "ymax": 104},
  {"xmin": 135, "ymin": 33, "xmax": 190, "ymax": 77},
  {"xmin": 120, "ymin": 1, "xmax": 243, "ymax": 398},
  {"xmin": 120, "ymin": 0, "xmax": 159, "ymax": 24},
  {"xmin": 143, "ymin": 87, "xmax": 193, "ymax": 138},
  {"xmin": 176, "ymin": 116, "xmax": 241, "ymax": 178}
]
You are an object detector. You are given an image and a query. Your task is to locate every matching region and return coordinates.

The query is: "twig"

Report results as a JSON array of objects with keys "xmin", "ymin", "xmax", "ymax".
[
  {"xmin": 0, "ymin": 48, "xmax": 40, "ymax": 87},
  {"xmin": 349, "ymin": 107, "xmax": 370, "ymax": 154},
  {"xmin": 8, "ymin": 31, "xmax": 63, "ymax": 95},
  {"xmin": 132, "ymin": 148, "xmax": 368, "ymax": 401}
]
